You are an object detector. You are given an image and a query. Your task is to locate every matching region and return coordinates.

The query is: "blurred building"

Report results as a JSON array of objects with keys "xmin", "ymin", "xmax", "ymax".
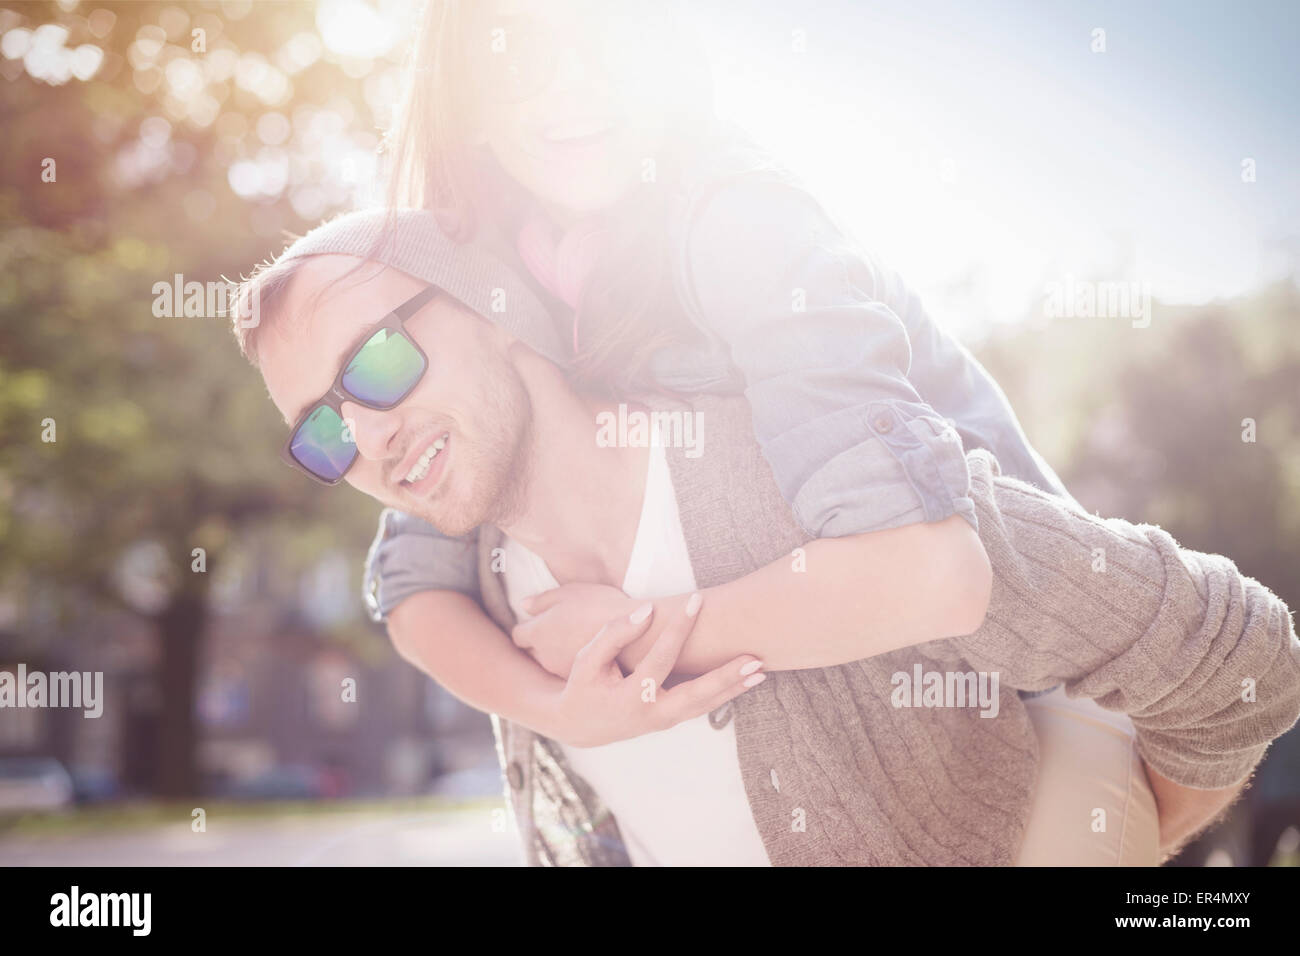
[{"xmin": 0, "ymin": 550, "xmax": 495, "ymax": 805}]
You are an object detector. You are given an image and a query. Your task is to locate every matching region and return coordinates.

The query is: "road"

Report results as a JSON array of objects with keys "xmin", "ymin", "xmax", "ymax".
[{"xmin": 0, "ymin": 807, "xmax": 524, "ymax": 866}]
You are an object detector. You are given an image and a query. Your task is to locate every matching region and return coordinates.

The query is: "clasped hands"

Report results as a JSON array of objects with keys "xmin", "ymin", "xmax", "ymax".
[{"xmin": 511, "ymin": 583, "xmax": 764, "ymax": 747}]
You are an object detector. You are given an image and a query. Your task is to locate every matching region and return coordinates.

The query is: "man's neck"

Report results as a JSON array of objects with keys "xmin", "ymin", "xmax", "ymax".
[{"xmin": 497, "ymin": 368, "xmax": 649, "ymax": 589}]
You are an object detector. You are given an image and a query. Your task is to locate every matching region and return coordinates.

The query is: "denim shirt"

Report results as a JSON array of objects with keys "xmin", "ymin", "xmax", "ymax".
[{"xmin": 363, "ymin": 134, "xmax": 1071, "ymax": 621}]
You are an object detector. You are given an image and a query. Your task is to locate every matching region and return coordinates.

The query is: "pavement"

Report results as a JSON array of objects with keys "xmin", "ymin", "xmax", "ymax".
[{"xmin": 0, "ymin": 806, "xmax": 524, "ymax": 866}]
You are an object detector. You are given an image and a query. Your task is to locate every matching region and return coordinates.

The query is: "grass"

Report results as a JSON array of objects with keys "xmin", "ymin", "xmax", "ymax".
[{"xmin": 0, "ymin": 795, "xmax": 499, "ymax": 838}]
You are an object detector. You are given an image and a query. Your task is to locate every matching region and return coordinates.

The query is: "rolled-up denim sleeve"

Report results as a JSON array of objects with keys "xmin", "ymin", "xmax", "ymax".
[
  {"xmin": 362, "ymin": 508, "xmax": 480, "ymax": 623},
  {"xmin": 884, "ymin": 267, "xmax": 1076, "ymax": 505},
  {"xmin": 681, "ymin": 178, "xmax": 975, "ymax": 537}
]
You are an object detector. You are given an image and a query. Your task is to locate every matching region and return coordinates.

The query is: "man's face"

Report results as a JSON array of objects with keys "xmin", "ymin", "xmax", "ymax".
[{"xmin": 258, "ymin": 254, "xmax": 534, "ymax": 536}]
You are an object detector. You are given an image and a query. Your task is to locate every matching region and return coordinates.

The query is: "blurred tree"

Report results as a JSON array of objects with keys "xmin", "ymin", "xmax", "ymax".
[
  {"xmin": 979, "ymin": 282, "xmax": 1300, "ymax": 611},
  {"xmin": 1, "ymin": 0, "xmax": 410, "ymax": 796}
]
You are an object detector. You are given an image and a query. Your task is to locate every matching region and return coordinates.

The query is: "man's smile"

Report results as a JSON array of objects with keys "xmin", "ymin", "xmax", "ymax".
[{"xmin": 395, "ymin": 431, "xmax": 451, "ymax": 495}]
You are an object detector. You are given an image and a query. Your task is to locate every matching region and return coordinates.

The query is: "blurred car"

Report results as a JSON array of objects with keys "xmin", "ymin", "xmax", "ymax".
[
  {"xmin": 211, "ymin": 764, "xmax": 329, "ymax": 801},
  {"xmin": 69, "ymin": 766, "xmax": 122, "ymax": 805},
  {"xmin": 428, "ymin": 761, "xmax": 504, "ymax": 800},
  {"xmin": 0, "ymin": 757, "xmax": 75, "ymax": 812}
]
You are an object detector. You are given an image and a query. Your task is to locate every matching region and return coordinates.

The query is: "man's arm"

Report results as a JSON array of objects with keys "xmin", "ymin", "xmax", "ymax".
[
  {"xmin": 949, "ymin": 465, "xmax": 1300, "ymax": 797},
  {"xmin": 1143, "ymin": 761, "xmax": 1248, "ymax": 860}
]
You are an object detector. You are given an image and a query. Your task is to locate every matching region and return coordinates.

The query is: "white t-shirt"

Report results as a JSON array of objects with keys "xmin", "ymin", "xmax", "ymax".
[{"xmin": 499, "ymin": 442, "xmax": 771, "ymax": 866}]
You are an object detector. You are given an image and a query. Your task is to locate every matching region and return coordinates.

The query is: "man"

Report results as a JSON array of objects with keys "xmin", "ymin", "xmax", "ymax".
[{"xmin": 233, "ymin": 209, "xmax": 1300, "ymax": 865}]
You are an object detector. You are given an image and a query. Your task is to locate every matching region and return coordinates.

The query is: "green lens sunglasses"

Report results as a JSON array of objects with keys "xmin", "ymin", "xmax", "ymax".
[{"xmin": 280, "ymin": 286, "xmax": 438, "ymax": 485}]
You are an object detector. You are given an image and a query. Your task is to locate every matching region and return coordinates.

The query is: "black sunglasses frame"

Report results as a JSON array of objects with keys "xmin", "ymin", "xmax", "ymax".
[{"xmin": 279, "ymin": 285, "xmax": 439, "ymax": 486}]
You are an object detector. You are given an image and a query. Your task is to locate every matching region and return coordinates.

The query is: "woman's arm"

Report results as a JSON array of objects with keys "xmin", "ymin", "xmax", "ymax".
[
  {"xmin": 388, "ymin": 589, "xmax": 764, "ymax": 747},
  {"xmin": 366, "ymin": 509, "xmax": 764, "ymax": 744},
  {"xmin": 681, "ymin": 176, "xmax": 979, "ymax": 539},
  {"xmin": 363, "ymin": 507, "xmax": 480, "ymax": 623},
  {"xmin": 517, "ymin": 512, "xmax": 991, "ymax": 678},
  {"xmin": 388, "ymin": 590, "xmax": 565, "ymax": 734},
  {"xmin": 646, "ymin": 513, "xmax": 991, "ymax": 674}
]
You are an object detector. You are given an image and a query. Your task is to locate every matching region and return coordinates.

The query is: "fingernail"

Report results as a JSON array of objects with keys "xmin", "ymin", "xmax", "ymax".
[
  {"xmin": 742, "ymin": 672, "xmax": 767, "ymax": 689},
  {"xmin": 629, "ymin": 602, "xmax": 654, "ymax": 625},
  {"xmin": 685, "ymin": 592, "xmax": 703, "ymax": 617},
  {"xmin": 739, "ymin": 660, "xmax": 763, "ymax": 676}
]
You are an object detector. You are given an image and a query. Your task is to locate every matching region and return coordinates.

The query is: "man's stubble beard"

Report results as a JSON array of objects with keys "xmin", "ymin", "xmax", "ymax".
[{"xmin": 410, "ymin": 352, "xmax": 536, "ymax": 538}]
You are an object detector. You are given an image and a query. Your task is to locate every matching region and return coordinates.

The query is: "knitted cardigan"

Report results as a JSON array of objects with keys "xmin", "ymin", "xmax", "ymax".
[{"xmin": 476, "ymin": 394, "xmax": 1300, "ymax": 866}]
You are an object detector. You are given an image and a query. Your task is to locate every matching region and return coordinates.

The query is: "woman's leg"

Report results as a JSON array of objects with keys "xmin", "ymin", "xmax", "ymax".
[{"xmin": 1014, "ymin": 687, "xmax": 1160, "ymax": 866}]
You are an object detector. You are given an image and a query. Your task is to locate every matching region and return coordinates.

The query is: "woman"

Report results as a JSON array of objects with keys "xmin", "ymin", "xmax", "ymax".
[{"xmin": 368, "ymin": 0, "xmax": 1161, "ymax": 863}]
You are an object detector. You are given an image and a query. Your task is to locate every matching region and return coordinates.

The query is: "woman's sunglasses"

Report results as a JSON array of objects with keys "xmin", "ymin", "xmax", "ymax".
[
  {"xmin": 280, "ymin": 286, "xmax": 438, "ymax": 485},
  {"xmin": 470, "ymin": 8, "xmax": 674, "ymax": 104}
]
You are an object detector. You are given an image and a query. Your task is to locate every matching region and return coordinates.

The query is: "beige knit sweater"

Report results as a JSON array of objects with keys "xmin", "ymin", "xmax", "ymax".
[{"xmin": 477, "ymin": 394, "xmax": 1300, "ymax": 866}]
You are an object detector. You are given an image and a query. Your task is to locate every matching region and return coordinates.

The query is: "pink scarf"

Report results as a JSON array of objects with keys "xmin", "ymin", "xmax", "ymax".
[{"xmin": 515, "ymin": 209, "xmax": 608, "ymax": 354}]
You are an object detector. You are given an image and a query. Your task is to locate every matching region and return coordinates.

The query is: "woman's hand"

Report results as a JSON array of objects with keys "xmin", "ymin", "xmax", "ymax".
[
  {"xmin": 512, "ymin": 582, "xmax": 639, "ymax": 678},
  {"xmin": 546, "ymin": 592, "xmax": 766, "ymax": 748}
]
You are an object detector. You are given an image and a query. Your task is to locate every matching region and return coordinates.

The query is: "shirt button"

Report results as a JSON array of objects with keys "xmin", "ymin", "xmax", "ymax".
[
  {"xmin": 874, "ymin": 416, "xmax": 893, "ymax": 434},
  {"xmin": 770, "ymin": 768, "xmax": 781, "ymax": 792},
  {"xmin": 507, "ymin": 761, "xmax": 524, "ymax": 790}
]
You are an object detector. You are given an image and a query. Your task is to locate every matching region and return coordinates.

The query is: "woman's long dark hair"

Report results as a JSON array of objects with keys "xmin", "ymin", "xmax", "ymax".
[{"xmin": 383, "ymin": 0, "xmax": 723, "ymax": 394}]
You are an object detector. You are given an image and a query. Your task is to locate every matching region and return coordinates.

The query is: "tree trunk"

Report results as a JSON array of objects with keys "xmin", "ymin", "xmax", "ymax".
[{"xmin": 154, "ymin": 580, "xmax": 208, "ymax": 798}]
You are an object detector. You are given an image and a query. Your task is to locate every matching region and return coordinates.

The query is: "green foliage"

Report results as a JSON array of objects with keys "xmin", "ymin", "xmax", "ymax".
[
  {"xmin": 979, "ymin": 282, "xmax": 1300, "ymax": 612},
  {"xmin": 0, "ymin": 0, "xmax": 401, "ymax": 641}
]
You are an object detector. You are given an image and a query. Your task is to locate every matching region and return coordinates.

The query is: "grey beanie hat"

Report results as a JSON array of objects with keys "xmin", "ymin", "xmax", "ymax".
[{"xmin": 273, "ymin": 206, "xmax": 570, "ymax": 366}]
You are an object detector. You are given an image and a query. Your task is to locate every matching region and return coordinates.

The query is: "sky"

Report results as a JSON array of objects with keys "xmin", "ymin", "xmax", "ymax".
[
  {"xmin": 684, "ymin": 0, "xmax": 1300, "ymax": 333},
  {"xmin": 12, "ymin": 0, "xmax": 1296, "ymax": 336}
]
